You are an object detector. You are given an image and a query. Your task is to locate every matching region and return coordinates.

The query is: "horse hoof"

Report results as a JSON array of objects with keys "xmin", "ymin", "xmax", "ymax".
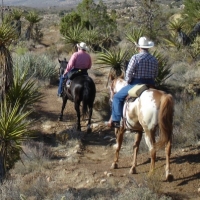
[
  {"xmin": 166, "ymin": 174, "xmax": 174, "ymax": 182},
  {"xmin": 129, "ymin": 167, "xmax": 136, "ymax": 174},
  {"xmin": 58, "ymin": 117, "xmax": 63, "ymax": 121},
  {"xmin": 111, "ymin": 162, "xmax": 118, "ymax": 169},
  {"xmin": 87, "ymin": 127, "xmax": 92, "ymax": 134}
]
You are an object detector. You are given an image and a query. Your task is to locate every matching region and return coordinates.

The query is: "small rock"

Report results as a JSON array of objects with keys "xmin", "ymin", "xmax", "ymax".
[
  {"xmin": 198, "ymin": 188, "xmax": 200, "ymax": 192},
  {"xmin": 104, "ymin": 171, "xmax": 108, "ymax": 175},
  {"xmin": 46, "ymin": 177, "xmax": 51, "ymax": 182},
  {"xmin": 100, "ymin": 179, "xmax": 106, "ymax": 184},
  {"xmin": 107, "ymin": 172, "xmax": 113, "ymax": 177}
]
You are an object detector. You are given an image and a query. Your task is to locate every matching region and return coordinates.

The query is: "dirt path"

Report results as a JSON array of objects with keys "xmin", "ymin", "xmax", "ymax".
[{"xmin": 33, "ymin": 84, "xmax": 200, "ymax": 200}]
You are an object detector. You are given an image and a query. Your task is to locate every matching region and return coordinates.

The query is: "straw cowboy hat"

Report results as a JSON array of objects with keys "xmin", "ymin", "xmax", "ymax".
[
  {"xmin": 136, "ymin": 37, "xmax": 154, "ymax": 48},
  {"xmin": 77, "ymin": 42, "xmax": 89, "ymax": 51}
]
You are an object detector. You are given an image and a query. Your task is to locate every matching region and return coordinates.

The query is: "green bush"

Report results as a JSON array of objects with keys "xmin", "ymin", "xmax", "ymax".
[{"xmin": 13, "ymin": 53, "xmax": 57, "ymax": 82}]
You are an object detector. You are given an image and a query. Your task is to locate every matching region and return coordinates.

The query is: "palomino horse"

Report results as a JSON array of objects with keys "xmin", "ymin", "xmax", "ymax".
[
  {"xmin": 58, "ymin": 59, "xmax": 96, "ymax": 133},
  {"xmin": 110, "ymin": 77, "xmax": 174, "ymax": 181}
]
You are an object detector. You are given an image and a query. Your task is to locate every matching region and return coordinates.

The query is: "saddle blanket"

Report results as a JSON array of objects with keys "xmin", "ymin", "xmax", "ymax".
[{"xmin": 128, "ymin": 84, "xmax": 148, "ymax": 97}]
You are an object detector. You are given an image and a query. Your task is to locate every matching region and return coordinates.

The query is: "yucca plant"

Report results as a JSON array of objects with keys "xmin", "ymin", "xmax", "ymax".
[
  {"xmin": 62, "ymin": 24, "xmax": 84, "ymax": 51},
  {"xmin": 163, "ymin": 33, "xmax": 181, "ymax": 49},
  {"xmin": 96, "ymin": 47, "xmax": 129, "ymax": 81},
  {"xmin": 0, "ymin": 23, "xmax": 17, "ymax": 102},
  {"xmin": 125, "ymin": 28, "xmax": 144, "ymax": 47},
  {"xmin": 24, "ymin": 11, "xmax": 42, "ymax": 40},
  {"xmin": 0, "ymin": 99, "xmax": 33, "ymax": 180},
  {"xmin": 152, "ymin": 50, "xmax": 172, "ymax": 86},
  {"xmin": 168, "ymin": 19, "xmax": 185, "ymax": 32},
  {"xmin": 6, "ymin": 66, "xmax": 43, "ymax": 110},
  {"xmin": 11, "ymin": 8, "xmax": 23, "ymax": 37},
  {"xmin": 81, "ymin": 27, "xmax": 100, "ymax": 52}
]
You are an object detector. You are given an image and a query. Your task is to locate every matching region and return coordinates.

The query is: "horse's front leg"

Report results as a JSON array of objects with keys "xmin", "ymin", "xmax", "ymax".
[
  {"xmin": 58, "ymin": 95, "xmax": 68, "ymax": 121},
  {"xmin": 74, "ymin": 101, "xmax": 81, "ymax": 131},
  {"xmin": 111, "ymin": 126, "xmax": 125, "ymax": 169},
  {"xmin": 129, "ymin": 132, "xmax": 143, "ymax": 174}
]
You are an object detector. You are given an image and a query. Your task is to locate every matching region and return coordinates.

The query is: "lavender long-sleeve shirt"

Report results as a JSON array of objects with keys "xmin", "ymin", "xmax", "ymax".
[{"xmin": 64, "ymin": 49, "xmax": 92, "ymax": 75}]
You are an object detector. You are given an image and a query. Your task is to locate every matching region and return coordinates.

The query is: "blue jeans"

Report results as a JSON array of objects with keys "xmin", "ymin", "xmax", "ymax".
[
  {"xmin": 57, "ymin": 68, "xmax": 79, "ymax": 95},
  {"xmin": 111, "ymin": 78, "xmax": 155, "ymax": 122}
]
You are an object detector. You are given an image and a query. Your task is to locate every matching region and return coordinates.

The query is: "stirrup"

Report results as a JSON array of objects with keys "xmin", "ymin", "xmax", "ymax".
[{"xmin": 66, "ymin": 80, "xmax": 71, "ymax": 88}]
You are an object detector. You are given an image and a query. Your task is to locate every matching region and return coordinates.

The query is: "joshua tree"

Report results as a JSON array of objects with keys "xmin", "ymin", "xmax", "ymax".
[
  {"xmin": 24, "ymin": 11, "xmax": 42, "ymax": 41},
  {"xmin": 0, "ymin": 23, "xmax": 16, "ymax": 101},
  {"xmin": 11, "ymin": 8, "xmax": 23, "ymax": 37}
]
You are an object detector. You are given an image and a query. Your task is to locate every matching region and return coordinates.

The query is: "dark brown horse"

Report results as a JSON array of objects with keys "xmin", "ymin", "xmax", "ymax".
[{"xmin": 58, "ymin": 59, "xmax": 96, "ymax": 133}]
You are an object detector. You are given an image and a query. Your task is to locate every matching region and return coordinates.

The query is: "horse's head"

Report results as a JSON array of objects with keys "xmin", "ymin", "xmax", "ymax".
[
  {"xmin": 58, "ymin": 58, "xmax": 68, "ymax": 77},
  {"xmin": 110, "ymin": 78, "xmax": 127, "ymax": 101}
]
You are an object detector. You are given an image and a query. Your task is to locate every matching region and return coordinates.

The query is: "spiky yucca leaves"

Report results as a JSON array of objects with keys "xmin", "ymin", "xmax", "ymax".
[
  {"xmin": 6, "ymin": 66, "xmax": 43, "ymax": 110},
  {"xmin": 168, "ymin": 19, "xmax": 185, "ymax": 32},
  {"xmin": 62, "ymin": 24, "xmax": 84, "ymax": 51},
  {"xmin": 0, "ymin": 23, "xmax": 17, "ymax": 101},
  {"xmin": 125, "ymin": 28, "xmax": 144, "ymax": 47},
  {"xmin": 152, "ymin": 50, "xmax": 172, "ymax": 86},
  {"xmin": 81, "ymin": 27, "xmax": 99, "ymax": 52},
  {"xmin": 24, "ymin": 11, "xmax": 42, "ymax": 40},
  {"xmin": 0, "ymin": 99, "xmax": 32, "ymax": 180},
  {"xmin": 96, "ymin": 48, "xmax": 129, "ymax": 80},
  {"xmin": 163, "ymin": 32, "xmax": 181, "ymax": 49},
  {"xmin": 164, "ymin": 19, "xmax": 189, "ymax": 48},
  {"xmin": 11, "ymin": 8, "xmax": 23, "ymax": 21}
]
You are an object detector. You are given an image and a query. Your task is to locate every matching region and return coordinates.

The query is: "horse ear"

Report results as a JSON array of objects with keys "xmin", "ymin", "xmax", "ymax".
[{"xmin": 58, "ymin": 59, "xmax": 61, "ymax": 63}]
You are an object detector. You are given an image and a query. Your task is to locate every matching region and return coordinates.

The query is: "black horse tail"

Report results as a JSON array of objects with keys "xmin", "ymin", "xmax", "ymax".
[
  {"xmin": 82, "ymin": 78, "xmax": 96, "ymax": 119},
  {"xmin": 82, "ymin": 81, "xmax": 90, "ymax": 119}
]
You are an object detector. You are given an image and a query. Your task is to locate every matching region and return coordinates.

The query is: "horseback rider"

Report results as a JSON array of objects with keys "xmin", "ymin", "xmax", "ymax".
[
  {"xmin": 108, "ymin": 36, "xmax": 158, "ymax": 128},
  {"xmin": 57, "ymin": 42, "xmax": 92, "ymax": 97}
]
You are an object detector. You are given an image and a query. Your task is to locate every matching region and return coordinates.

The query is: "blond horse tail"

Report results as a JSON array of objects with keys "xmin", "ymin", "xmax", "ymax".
[{"xmin": 156, "ymin": 93, "xmax": 174, "ymax": 149}]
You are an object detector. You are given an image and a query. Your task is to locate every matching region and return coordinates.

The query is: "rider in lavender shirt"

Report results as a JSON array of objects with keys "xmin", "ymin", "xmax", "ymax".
[{"xmin": 58, "ymin": 42, "xmax": 92, "ymax": 97}]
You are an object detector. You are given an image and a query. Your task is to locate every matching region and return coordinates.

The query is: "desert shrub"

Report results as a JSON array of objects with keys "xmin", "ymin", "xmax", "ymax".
[
  {"xmin": 165, "ymin": 62, "xmax": 189, "ymax": 87},
  {"xmin": 13, "ymin": 52, "xmax": 57, "ymax": 83},
  {"xmin": 0, "ymin": 180, "xmax": 21, "ymax": 200},
  {"xmin": 112, "ymin": 186, "xmax": 172, "ymax": 200},
  {"xmin": 188, "ymin": 36, "xmax": 200, "ymax": 60},
  {"xmin": 173, "ymin": 96, "xmax": 200, "ymax": 148}
]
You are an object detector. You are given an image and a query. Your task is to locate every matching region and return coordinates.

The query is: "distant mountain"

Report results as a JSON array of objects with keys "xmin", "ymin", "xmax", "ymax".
[
  {"xmin": 3, "ymin": 0, "xmax": 120, "ymax": 9},
  {"xmin": 3, "ymin": 0, "xmax": 182, "ymax": 9}
]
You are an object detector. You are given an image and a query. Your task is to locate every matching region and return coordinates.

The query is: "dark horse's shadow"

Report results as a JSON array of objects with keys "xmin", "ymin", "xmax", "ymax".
[{"xmin": 58, "ymin": 58, "xmax": 96, "ymax": 133}]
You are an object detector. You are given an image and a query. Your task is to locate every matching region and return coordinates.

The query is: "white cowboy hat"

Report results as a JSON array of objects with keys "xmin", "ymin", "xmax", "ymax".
[
  {"xmin": 136, "ymin": 37, "xmax": 154, "ymax": 48},
  {"xmin": 77, "ymin": 42, "xmax": 89, "ymax": 51}
]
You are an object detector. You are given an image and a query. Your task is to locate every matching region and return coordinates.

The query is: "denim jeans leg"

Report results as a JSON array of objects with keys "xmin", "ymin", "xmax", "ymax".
[
  {"xmin": 112, "ymin": 85, "xmax": 133, "ymax": 122},
  {"xmin": 58, "ymin": 74, "xmax": 68, "ymax": 95}
]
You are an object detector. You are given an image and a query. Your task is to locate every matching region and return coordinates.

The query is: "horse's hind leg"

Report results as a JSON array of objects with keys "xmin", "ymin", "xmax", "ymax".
[
  {"xmin": 165, "ymin": 138, "xmax": 173, "ymax": 181},
  {"xmin": 86, "ymin": 106, "xmax": 93, "ymax": 133},
  {"xmin": 59, "ymin": 96, "xmax": 68, "ymax": 121},
  {"xmin": 129, "ymin": 132, "xmax": 143, "ymax": 174},
  {"xmin": 144, "ymin": 130, "xmax": 156, "ymax": 175},
  {"xmin": 111, "ymin": 126, "xmax": 125, "ymax": 169},
  {"xmin": 74, "ymin": 101, "xmax": 81, "ymax": 131}
]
